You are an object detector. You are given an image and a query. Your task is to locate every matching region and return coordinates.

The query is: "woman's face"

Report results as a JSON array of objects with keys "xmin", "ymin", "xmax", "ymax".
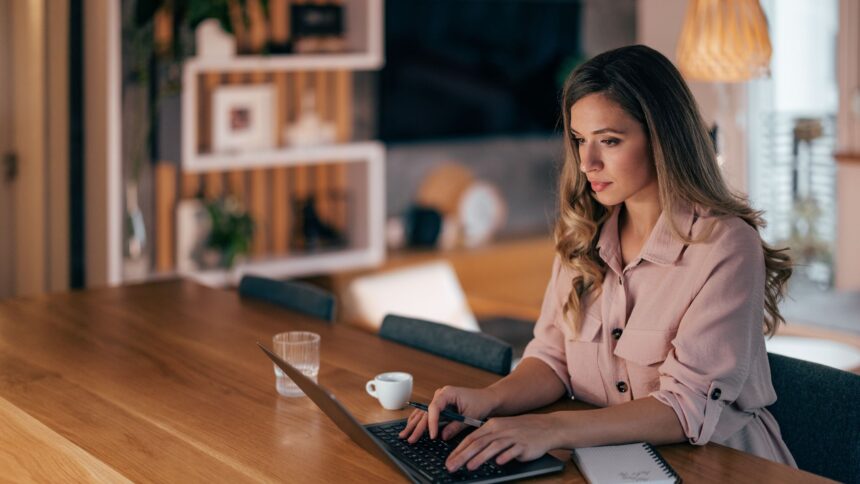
[{"xmin": 569, "ymin": 93, "xmax": 657, "ymax": 207}]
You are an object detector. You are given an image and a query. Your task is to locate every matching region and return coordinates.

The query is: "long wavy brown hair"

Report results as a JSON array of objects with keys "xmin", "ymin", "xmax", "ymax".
[{"xmin": 556, "ymin": 45, "xmax": 792, "ymax": 337}]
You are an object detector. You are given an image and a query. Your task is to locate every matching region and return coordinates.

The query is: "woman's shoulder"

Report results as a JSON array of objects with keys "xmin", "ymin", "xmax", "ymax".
[{"xmin": 692, "ymin": 206, "xmax": 763, "ymax": 259}]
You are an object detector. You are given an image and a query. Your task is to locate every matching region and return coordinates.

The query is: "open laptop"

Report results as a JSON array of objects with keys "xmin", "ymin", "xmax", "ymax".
[{"xmin": 258, "ymin": 343, "xmax": 564, "ymax": 483}]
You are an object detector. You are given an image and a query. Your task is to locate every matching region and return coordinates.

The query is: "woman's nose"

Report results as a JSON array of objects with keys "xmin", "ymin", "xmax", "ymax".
[{"xmin": 579, "ymin": 144, "xmax": 601, "ymax": 173}]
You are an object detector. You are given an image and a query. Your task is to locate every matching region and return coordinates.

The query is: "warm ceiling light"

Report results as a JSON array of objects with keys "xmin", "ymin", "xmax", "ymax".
[{"xmin": 677, "ymin": 0, "xmax": 773, "ymax": 82}]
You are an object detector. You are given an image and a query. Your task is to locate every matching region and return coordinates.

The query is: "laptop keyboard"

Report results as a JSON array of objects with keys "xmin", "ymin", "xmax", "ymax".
[{"xmin": 368, "ymin": 420, "xmax": 508, "ymax": 483}]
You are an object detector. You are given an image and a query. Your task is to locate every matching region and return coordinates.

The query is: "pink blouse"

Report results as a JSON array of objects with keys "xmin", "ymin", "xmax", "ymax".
[{"xmin": 522, "ymin": 202, "xmax": 796, "ymax": 467}]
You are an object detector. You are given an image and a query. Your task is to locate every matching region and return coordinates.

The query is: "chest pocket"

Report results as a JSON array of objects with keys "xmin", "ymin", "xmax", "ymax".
[
  {"xmin": 613, "ymin": 328, "xmax": 675, "ymax": 398},
  {"xmin": 613, "ymin": 328, "xmax": 674, "ymax": 366}
]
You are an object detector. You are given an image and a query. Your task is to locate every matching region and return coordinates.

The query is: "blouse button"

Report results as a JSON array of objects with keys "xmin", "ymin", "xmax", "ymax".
[
  {"xmin": 616, "ymin": 381, "xmax": 628, "ymax": 393},
  {"xmin": 710, "ymin": 388, "xmax": 722, "ymax": 400},
  {"xmin": 611, "ymin": 328, "xmax": 623, "ymax": 340},
  {"xmin": 618, "ymin": 276, "xmax": 623, "ymax": 285}
]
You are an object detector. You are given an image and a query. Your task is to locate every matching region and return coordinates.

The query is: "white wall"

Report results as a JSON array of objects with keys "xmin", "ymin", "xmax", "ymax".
[
  {"xmin": 835, "ymin": 0, "xmax": 860, "ymax": 290},
  {"xmin": 636, "ymin": 0, "xmax": 748, "ymax": 195}
]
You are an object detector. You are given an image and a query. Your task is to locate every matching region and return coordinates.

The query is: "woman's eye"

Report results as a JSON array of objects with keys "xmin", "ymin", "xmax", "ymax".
[
  {"xmin": 574, "ymin": 137, "xmax": 585, "ymax": 144},
  {"xmin": 601, "ymin": 138, "xmax": 620, "ymax": 146}
]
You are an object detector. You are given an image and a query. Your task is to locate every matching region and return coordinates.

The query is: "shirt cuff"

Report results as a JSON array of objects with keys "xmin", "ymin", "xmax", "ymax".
[{"xmin": 651, "ymin": 376, "xmax": 731, "ymax": 445}]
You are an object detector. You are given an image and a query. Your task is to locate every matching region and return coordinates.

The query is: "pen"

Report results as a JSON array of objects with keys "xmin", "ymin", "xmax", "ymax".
[{"xmin": 407, "ymin": 401, "xmax": 485, "ymax": 428}]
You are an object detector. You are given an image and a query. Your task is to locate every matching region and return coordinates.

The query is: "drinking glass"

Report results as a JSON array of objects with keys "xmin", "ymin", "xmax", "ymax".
[{"xmin": 272, "ymin": 331, "xmax": 320, "ymax": 397}]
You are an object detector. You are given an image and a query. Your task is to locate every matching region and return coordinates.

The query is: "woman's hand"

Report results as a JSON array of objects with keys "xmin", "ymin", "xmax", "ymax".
[
  {"xmin": 399, "ymin": 385, "xmax": 499, "ymax": 443},
  {"xmin": 444, "ymin": 413, "xmax": 562, "ymax": 472}
]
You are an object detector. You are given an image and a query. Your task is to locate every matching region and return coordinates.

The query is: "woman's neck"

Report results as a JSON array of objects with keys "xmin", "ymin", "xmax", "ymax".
[{"xmin": 619, "ymin": 196, "xmax": 662, "ymax": 241}]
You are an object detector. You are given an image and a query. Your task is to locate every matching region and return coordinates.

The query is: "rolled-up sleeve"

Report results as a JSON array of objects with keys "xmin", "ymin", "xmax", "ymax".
[
  {"xmin": 650, "ymin": 226, "xmax": 765, "ymax": 445},
  {"xmin": 522, "ymin": 255, "xmax": 572, "ymax": 396}
]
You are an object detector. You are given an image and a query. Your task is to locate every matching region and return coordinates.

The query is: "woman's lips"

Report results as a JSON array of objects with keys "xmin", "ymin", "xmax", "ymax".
[{"xmin": 590, "ymin": 181, "xmax": 612, "ymax": 192}]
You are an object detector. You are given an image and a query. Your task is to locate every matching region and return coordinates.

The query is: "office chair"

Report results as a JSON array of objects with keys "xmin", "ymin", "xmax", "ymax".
[
  {"xmin": 379, "ymin": 314, "xmax": 513, "ymax": 376},
  {"xmin": 766, "ymin": 352, "xmax": 860, "ymax": 483},
  {"xmin": 238, "ymin": 275, "xmax": 336, "ymax": 322}
]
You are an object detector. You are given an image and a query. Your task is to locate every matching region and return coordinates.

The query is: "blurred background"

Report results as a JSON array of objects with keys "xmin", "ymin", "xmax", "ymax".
[{"xmin": 1, "ymin": 0, "xmax": 858, "ymax": 369}]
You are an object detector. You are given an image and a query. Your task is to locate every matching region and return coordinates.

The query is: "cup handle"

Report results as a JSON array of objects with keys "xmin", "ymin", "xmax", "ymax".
[{"xmin": 366, "ymin": 381, "xmax": 377, "ymax": 398}]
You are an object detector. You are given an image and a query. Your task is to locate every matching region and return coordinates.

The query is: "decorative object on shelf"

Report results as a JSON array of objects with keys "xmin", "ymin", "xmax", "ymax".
[
  {"xmin": 196, "ymin": 19, "xmax": 237, "ymax": 60},
  {"xmin": 296, "ymin": 196, "xmax": 346, "ymax": 250},
  {"xmin": 212, "ymin": 84, "xmax": 277, "ymax": 154},
  {"xmin": 676, "ymin": 0, "xmax": 772, "ymax": 82},
  {"xmin": 175, "ymin": 199, "xmax": 209, "ymax": 273},
  {"xmin": 415, "ymin": 163, "xmax": 507, "ymax": 249},
  {"xmin": 291, "ymin": 1, "xmax": 346, "ymax": 54},
  {"xmin": 123, "ymin": 181, "xmax": 149, "ymax": 280},
  {"xmin": 457, "ymin": 181, "xmax": 507, "ymax": 248},
  {"xmin": 284, "ymin": 89, "xmax": 337, "ymax": 147},
  {"xmin": 203, "ymin": 196, "xmax": 255, "ymax": 268},
  {"xmin": 133, "ymin": 0, "xmax": 269, "ymax": 58},
  {"xmin": 403, "ymin": 206, "xmax": 443, "ymax": 248}
]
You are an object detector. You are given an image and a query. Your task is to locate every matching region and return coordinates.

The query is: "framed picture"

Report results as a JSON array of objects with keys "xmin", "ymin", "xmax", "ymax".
[{"xmin": 212, "ymin": 84, "xmax": 276, "ymax": 153}]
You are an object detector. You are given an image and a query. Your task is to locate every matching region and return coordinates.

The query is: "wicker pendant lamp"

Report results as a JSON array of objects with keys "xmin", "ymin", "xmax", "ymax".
[{"xmin": 677, "ymin": 0, "xmax": 773, "ymax": 82}]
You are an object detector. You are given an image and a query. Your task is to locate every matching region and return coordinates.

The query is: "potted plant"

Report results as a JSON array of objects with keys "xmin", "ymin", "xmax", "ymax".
[{"xmin": 203, "ymin": 196, "xmax": 255, "ymax": 269}]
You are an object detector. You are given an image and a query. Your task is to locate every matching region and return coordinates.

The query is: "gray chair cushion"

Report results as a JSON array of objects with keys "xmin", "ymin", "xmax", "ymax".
[
  {"xmin": 767, "ymin": 352, "xmax": 860, "ymax": 483},
  {"xmin": 238, "ymin": 275, "xmax": 336, "ymax": 322},
  {"xmin": 380, "ymin": 314, "xmax": 513, "ymax": 375}
]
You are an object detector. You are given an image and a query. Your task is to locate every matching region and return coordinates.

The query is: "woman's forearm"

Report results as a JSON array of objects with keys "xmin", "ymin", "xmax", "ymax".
[
  {"xmin": 485, "ymin": 357, "xmax": 567, "ymax": 416},
  {"xmin": 549, "ymin": 396, "xmax": 687, "ymax": 449}
]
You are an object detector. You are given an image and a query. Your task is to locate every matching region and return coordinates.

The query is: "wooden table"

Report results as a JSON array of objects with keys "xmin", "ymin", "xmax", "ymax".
[{"xmin": 0, "ymin": 280, "xmax": 829, "ymax": 482}]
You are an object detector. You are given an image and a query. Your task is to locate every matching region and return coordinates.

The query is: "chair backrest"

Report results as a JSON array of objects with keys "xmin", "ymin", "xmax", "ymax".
[
  {"xmin": 379, "ymin": 314, "xmax": 512, "ymax": 376},
  {"xmin": 238, "ymin": 275, "xmax": 336, "ymax": 322},
  {"xmin": 766, "ymin": 352, "xmax": 860, "ymax": 483}
]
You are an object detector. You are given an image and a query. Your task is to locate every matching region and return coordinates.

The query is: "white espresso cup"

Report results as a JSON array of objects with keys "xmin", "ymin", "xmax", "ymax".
[{"xmin": 365, "ymin": 372, "xmax": 413, "ymax": 410}]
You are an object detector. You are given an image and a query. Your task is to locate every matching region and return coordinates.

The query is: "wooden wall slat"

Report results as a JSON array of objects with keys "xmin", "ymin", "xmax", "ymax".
[
  {"xmin": 227, "ymin": 170, "xmax": 245, "ymax": 200},
  {"xmin": 292, "ymin": 70, "xmax": 310, "ymax": 249},
  {"xmin": 250, "ymin": 168, "xmax": 269, "ymax": 256},
  {"xmin": 271, "ymin": 167, "xmax": 290, "ymax": 254},
  {"xmin": 315, "ymin": 70, "xmax": 331, "ymax": 226},
  {"xmin": 204, "ymin": 172, "xmax": 223, "ymax": 199},
  {"xmin": 182, "ymin": 174, "xmax": 201, "ymax": 199},
  {"xmin": 249, "ymin": 70, "xmax": 270, "ymax": 256},
  {"xmin": 334, "ymin": 70, "xmax": 353, "ymax": 231},
  {"xmin": 155, "ymin": 163, "xmax": 177, "ymax": 272},
  {"xmin": 269, "ymin": 0, "xmax": 288, "ymax": 45}
]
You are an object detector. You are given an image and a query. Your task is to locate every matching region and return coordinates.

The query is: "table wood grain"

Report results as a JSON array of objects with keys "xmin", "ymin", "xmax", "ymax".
[{"xmin": 0, "ymin": 280, "xmax": 831, "ymax": 483}]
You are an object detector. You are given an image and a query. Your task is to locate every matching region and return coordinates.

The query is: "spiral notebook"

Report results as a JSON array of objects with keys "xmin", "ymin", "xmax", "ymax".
[{"xmin": 571, "ymin": 442, "xmax": 681, "ymax": 484}]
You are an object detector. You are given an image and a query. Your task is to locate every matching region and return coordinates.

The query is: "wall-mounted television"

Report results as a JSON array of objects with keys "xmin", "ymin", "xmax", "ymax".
[{"xmin": 378, "ymin": 0, "xmax": 583, "ymax": 143}]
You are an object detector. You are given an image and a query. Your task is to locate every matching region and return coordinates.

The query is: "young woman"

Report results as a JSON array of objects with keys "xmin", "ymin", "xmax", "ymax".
[{"xmin": 400, "ymin": 44, "xmax": 796, "ymax": 472}]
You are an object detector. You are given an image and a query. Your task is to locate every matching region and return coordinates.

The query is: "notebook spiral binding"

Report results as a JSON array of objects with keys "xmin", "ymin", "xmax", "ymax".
[{"xmin": 643, "ymin": 443, "xmax": 682, "ymax": 483}]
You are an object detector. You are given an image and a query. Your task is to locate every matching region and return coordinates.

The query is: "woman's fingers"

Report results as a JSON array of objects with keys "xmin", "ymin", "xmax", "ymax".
[
  {"xmin": 440, "ymin": 421, "xmax": 466, "ymax": 441},
  {"xmin": 465, "ymin": 440, "xmax": 515, "ymax": 471},
  {"xmin": 493, "ymin": 443, "xmax": 524, "ymax": 466},
  {"xmin": 445, "ymin": 430, "xmax": 495, "ymax": 471},
  {"xmin": 407, "ymin": 413, "xmax": 429, "ymax": 443},
  {"xmin": 398, "ymin": 410, "xmax": 421, "ymax": 438}
]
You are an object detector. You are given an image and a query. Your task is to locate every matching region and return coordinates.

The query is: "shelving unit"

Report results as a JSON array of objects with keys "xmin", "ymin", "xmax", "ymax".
[{"xmin": 166, "ymin": 0, "xmax": 386, "ymax": 286}]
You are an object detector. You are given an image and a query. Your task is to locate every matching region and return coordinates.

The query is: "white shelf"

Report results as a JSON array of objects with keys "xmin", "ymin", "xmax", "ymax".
[
  {"xmin": 183, "ymin": 141, "xmax": 384, "ymax": 173},
  {"xmin": 172, "ymin": 0, "xmax": 387, "ymax": 286},
  {"xmin": 185, "ymin": 0, "xmax": 383, "ymax": 73},
  {"xmin": 182, "ymin": 246, "xmax": 385, "ymax": 288},
  {"xmin": 185, "ymin": 51, "xmax": 383, "ymax": 72}
]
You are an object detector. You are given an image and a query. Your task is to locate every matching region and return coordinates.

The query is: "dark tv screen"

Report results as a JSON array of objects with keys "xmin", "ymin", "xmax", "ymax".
[{"xmin": 378, "ymin": 0, "xmax": 583, "ymax": 142}]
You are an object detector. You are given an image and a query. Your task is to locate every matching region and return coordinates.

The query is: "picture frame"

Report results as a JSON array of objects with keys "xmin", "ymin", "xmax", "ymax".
[{"xmin": 211, "ymin": 84, "xmax": 276, "ymax": 154}]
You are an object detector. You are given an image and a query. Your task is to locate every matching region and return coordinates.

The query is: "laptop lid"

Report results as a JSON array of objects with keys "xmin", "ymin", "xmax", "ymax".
[{"xmin": 257, "ymin": 343, "xmax": 420, "ymax": 482}]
